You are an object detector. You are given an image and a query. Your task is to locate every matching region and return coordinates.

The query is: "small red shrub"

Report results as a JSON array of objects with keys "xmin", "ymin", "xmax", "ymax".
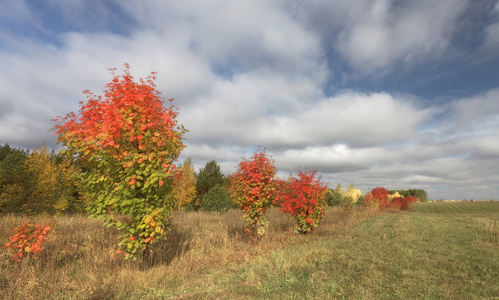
[
  {"xmin": 3, "ymin": 222, "xmax": 51, "ymax": 262},
  {"xmin": 391, "ymin": 196, "xmax": 418, "ymax": 210},
  {"xmin": 400, "ymin": 197, "xmax": 409, "ymax": 210},
  {"xmin": 406, "ymin": 196, "xmax": 419, "ymax": 203}
]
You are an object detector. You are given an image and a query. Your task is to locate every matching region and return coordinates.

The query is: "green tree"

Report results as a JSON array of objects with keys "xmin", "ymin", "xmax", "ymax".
[
  {"xmin": 25, "ymin": 144, "xmax": 59, "ymax": 213},
  {"xmin": 0, "ymin": 146, "xmax": 33, "ymax": 214},
  {"xmin": 53, "ymin": 65, "xmax": 186, "ymax": 259},
  {"xmin": 328, "ymin": 183, "xmax": 344, "ymax": 207},
  {"xmin": 396, "ymin": 189, "xmax": 428, "ymax": 202},
  {"xmin": 0, "ymin": 144, "xmax": 17, "ymax": 162},
  {"xmin": 196, "ymin": 160, "xmax": 226, "ymax": 207},
  {"xmin": 200, "ymin": 184, "xmax": 234, "ymax": 213}
]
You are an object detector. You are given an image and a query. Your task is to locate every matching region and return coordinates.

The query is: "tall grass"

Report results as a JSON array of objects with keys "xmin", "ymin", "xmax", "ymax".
[{"xmin": 0, "ymin": 207, "xmax": 381, "ymax": 299}]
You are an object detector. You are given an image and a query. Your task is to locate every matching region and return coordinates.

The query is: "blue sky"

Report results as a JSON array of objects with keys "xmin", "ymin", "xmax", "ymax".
[{"xmin": 1, "ymin": 0, "xmax": 499, "ymax": 200}]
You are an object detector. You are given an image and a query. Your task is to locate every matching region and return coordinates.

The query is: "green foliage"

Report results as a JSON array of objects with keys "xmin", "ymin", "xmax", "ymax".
[
  {"xmin": 0, "ymin": 146, "xmax": 34, "ymax": 213},
  {"xmin": 200, "ymin": 184, "xmax": 234, "ymax": 213},
  {"xmin": 356, "ymin": 194, "xmax": 366, "ymax": 206},
  {"xmin": 324, "ymin": 189, "xmax": 335, "ymax": 206},
  {"xmin": 196, "ymin": 160, "xmax": 226, "ymax": 207},
  {"xmin": 407, "ymin": 189, "xmax": 428, "ymax": 202},
  {"xmin": 0, "ymin": 144, "xmax": 81, "ymax": 215},
  {"xmin": 327, "ymin": 184, "xmax": 344, "ymax": 207},
  {"xmin": 392, "ymin": 189, "xmax": 428, "ymax": 202},
  {"xmin": 25, "ymin": 144, "xmax": 81, "ymax": 214},
  {"xmin": 0, "ymin": 144, "xmax": 27, "ymax": 162}
]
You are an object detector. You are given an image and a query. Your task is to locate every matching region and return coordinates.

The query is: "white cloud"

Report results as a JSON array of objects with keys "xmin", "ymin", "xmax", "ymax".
[
  {"xmin": 401, "ymin": 175, "xmax": 443, "ymax": 184},
  {"xmin": 440, "ymin": 88, "xmax": 499, "ymax": 142},
  {"xmin": 120, "ymin": 1, "xmax": 328, "ymax": 80},
  {"xmin": 453, "ymin": 88, "xmax": 499, "ymax": 120},
  {"xmin": 292, "ymin": 0, "xmax": 468, "ymax": 73},
  {"xmin": 293, "ymin": 91, "xmax": 432, "ymax": 146},
  {"xmin": 483, "ymin": 2, "xmax": 499, "ymax": 50},
  {"xmin": 181, "ymin": 87, "xmax": 433, "ymax": 149}
]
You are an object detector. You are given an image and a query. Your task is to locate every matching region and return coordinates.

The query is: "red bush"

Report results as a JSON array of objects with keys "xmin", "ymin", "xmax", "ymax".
[
  {"xmin": 393, "ymin": 197, "xmax": 403, "ymax": 210},
  {"xmin": 391, "ymin": 196, "xmax": 418, "ymax": 210},
  {"xmin": 276, "ymin": 170, "xmax": 328, "ymax": 234},
  {"xmin": 406, "ymin": 196, "xmax": 419, "ymax": 203},
  {"xmin": 364, "ymin": 187, "xmax": 391, "ymax": 210}
]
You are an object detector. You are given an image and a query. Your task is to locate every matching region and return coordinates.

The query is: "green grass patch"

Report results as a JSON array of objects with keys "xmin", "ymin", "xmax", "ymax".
[
  {"xmin": 163, "ymin": 204, "xmax": 499, "ymax": 299},
  {"xmin": 409, "ymin": 201, "xmax": 499, "ymax": 215}
]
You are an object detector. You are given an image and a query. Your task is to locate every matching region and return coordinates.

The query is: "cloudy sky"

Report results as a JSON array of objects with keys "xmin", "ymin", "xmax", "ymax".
[{"xmin": 1, "ymin": 0, "xmax": 499, "ymax": 200}]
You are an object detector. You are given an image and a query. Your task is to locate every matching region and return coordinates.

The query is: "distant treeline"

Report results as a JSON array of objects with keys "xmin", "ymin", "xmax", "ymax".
[
  {"xmin": 0, "ymin": 144, "xmax": 82, "ymax": 215},
  {"xmin": 0, "ymin": 144, "xmax": 235, "ymax": 215},
  {"xmin": 0, "ymin": 143, "xmax": 429, "ymax": 215},
  {"xmin": 324, "ymin": 184, "xmax": 428, "ymax": 209},
  {"xmin": 388, "ymin": 189, "xmax": 428, "ymax": 202}
]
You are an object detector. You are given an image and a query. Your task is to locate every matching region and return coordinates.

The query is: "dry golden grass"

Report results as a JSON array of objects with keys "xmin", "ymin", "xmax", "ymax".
[
  {"xmin": 472, "ymin": 217, "xmax": 499, "ymax": 248},
  {"xmin": 0, "ymin": 207, "xmax": 381, "ymax": 299}
]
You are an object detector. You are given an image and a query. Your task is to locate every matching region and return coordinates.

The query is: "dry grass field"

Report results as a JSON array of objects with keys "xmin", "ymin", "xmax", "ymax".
[
  {"xmin": 1, "ymin": 201, "xmax": 498, "ymax": 299},
  {"xmin": 0, "ymin": 207, "xmax": 380, "ymax": 299}
]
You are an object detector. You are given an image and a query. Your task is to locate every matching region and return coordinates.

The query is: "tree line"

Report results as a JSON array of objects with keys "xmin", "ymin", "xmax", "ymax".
[{"xmin": 0, "ymin": 142, "xmax": 427, "ymax": 216}]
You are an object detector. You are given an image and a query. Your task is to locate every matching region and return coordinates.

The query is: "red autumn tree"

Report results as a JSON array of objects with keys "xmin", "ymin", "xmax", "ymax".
[
  {"xmin": 53, "ymin": 64, "xmax": 186, "ymax": 259},
  {"xmin": 364, "ymin": 187, "xmax": 391, "ymax": 210},
  {"xmin": 277, "ymin": 170, "xmax": 328, "ymax": 234},
  {"xmin": 228, "ymin": 149, "xmax": 280, "ymax": 239}
]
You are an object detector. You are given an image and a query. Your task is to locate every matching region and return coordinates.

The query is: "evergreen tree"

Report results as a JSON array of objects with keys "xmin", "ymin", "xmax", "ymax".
[
  {"xmin": 200, "ymin": 184, "xmax": 233, "ymax": 213},
  {"xmin": 328, "ymin": 183, "xmax": 344, "ymax": 207},
  {"xmin": 196, "ymin": 160, "xmax": 226, "ymax": 207}
]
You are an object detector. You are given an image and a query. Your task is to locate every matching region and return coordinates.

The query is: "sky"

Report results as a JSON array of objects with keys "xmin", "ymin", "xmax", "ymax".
[{"xmin": 1, "ymin": 0, "xmax": 499, "ymax": 200}]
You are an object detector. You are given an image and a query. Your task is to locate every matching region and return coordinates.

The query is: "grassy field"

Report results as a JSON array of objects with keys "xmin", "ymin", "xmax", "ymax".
[{"xmin": 1, "ymin": 202, "xmax": 498, "ymax": 299}]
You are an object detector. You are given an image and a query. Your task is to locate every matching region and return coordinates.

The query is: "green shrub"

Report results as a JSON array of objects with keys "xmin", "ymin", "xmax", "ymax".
[
  {"xmin": 328, "ymin": 189, "xmax": 344, "ymax": 207},
  {"xmin": 200, "ymin": 184, "xmax": 234, "ymax": 213}
]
